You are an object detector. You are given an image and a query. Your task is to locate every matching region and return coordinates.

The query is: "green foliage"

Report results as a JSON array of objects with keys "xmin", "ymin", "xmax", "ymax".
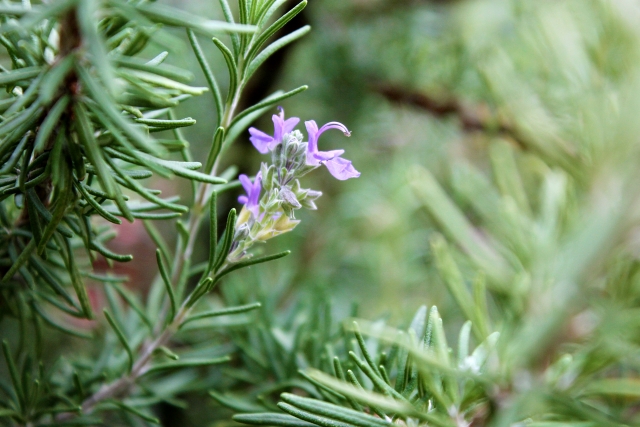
[
  {"xmin": 3, "ymin": 0, "xmax": 640, "ymax": 426},
  {"xmin": 221, "ymin": 1, "xmax": 640, "ymax": 426},
  {"xmin": 0, "ymin": 0, "xmax": 309, "ymax": 424}
]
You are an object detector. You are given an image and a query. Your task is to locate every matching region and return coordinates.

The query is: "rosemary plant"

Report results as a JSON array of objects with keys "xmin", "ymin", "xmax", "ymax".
[
  {"xmin": 218, "ymin": 1, "xmax": 640, "ymax": 427},
  {"xmin": 0, "ymin": 0, "xmax": 346, "ymax": 424}
]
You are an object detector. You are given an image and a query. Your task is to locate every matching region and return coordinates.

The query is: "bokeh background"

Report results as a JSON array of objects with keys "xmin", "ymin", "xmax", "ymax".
[{"xmin": 154, "ymin": 0, "xmax": 471, "ymax": 323}]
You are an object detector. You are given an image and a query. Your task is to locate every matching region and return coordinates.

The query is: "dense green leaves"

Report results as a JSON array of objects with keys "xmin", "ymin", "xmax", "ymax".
[{"xmin": 0, "ymin": 0, "xmax": 347, "ymax": 424}]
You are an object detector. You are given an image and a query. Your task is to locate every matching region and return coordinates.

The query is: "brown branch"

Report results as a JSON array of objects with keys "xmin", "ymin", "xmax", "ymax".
[
  {"xmin": 373, "ymin": 83, "xmax": 527, "ymax": 150},
  {"xmin": 15, "ymin": 9, "xmax": 79, "ymax": 228}
]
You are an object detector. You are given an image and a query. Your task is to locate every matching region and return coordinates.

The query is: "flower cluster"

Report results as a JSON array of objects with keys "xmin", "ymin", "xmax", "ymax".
[{"xmin": 228, "ymin": 108, "xmax": 359, "ymax": 262}]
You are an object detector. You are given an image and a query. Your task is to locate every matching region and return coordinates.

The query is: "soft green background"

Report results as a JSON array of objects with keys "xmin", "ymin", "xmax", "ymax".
[{"xmin": 158, "ymin": 0, "xmax": 465, "ymax": 325}]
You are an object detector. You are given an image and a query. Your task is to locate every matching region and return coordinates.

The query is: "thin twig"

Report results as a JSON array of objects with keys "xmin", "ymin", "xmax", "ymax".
[
  {"xmin": 57, "ymin": 48, "xmax": 248, "ymax": 423},
  {"xmin": 373, "ymin": 83, "xmax": 527, "ymax": 150}
]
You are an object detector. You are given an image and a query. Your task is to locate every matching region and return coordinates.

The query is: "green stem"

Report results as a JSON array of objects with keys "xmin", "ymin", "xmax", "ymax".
[{"xmin": 60, "ymin": 48, "xmax": 249, "ymax": 422}]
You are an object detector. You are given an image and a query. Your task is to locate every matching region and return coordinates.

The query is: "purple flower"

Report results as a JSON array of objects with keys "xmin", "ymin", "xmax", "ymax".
[
  {"xmin": 238, "ymin": 172, "xmax": 262, "ymax": 217},
  {"xmin": 305, "ymin": 120, "xmax": 360, "ymax": 180},
  {"xmin": 249, "ymin": 107, "xmax": 300, "ymax": 154}
]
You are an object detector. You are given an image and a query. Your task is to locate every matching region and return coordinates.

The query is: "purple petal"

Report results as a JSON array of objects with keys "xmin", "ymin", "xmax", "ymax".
[
  {"xmin": 272, "ymin": 114, "xmax": 285, "ymax": 143},
  {"xmin": 283, "ymin": 117, "xmax": 300, "ymax": 134},
  {"xmin": 305, "ymin": 120, "xmax": 319, "ymax": 152},
  {"xmin": 239, "ymin": 174, "xmax": 253, "ymax": 195},
  {"xmin": 249, "ymin": 128, "xmax": 274, "ymax": 154},
  {"xmin": 317, "ymin": 121, "xmax": 351, "ymax": 138},
  {"xmin": 248, "ymin": 172, "xmax": 262, "ymax": 206},
  {"xmin": 305, "ymin": 120, "xmax": 320, "ymax": 165},
  {"xmin": 313, "ymin": 149, "xmax": 344, "ymax": 162},
  {"xmin": 238, "ymin": 195, "xmax": 248, "ymax": 204},
  {"xmin": 324, "ymin": 156, "xmax": 360, "ymax": 180}
]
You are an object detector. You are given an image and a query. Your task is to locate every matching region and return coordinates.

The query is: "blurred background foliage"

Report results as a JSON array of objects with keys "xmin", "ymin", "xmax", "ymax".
[{"xmin": 4, "ymin": 0, "xmax": 640, "ymax": 425}]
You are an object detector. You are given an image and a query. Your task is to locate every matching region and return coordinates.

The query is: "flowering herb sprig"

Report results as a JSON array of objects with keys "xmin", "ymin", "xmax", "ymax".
[{"xmin": 228, "ymin": 108, "xmax": 359, "ymax": 262}]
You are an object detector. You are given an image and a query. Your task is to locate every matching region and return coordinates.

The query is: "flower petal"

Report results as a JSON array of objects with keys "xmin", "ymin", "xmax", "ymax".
[
  {"xmin": 324, "ymin": 156, "xmax": 360, "ymax": 180},
  {"xmin": 249, "ymin": 127, "xmax": 274, "ymax": 154},
  {"xmin": 239, "ymin": 174, "xmax": 253, "ymax": 194},
  {"xmin": 248, "ymin": 172, "xmax": 262, "ymax": 206},
  {"xmin": 313, "ymin": 149, "xmax": 344, "ymax": 161},
  {"xmin": 283, "ymin": 117, "xmax": 300, "ymax": 135},
  {"xmin": 272, "ymin": 114, "xmax": 285, "ymax": 143},
  {"xmin": 317, "ymin": 121, "xmax": 351, "ymax": 138}
]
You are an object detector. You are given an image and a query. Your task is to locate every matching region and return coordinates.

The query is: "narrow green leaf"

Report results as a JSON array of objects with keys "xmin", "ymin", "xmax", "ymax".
[
  {"xmin": 103, "ymin": 310, "xmax": 134, "ymax": 373},
  {"xmin": 156, "ymin": 249, "xmax": 177, "ymax": 320},
  {"xmin": 75, "ymin": 181, "xmax": 122, "ymax": 224},
  {"xmin": 207, "ymin": 191, "xmax": 218, "ymax": 274},
  {"xmin": 155, "ymin": 346, "xmax": 179, "ymax": 360},
  {"xmin": 348, "ymin": 351, "xmax": 407, "ymax": 403},
  {"xmin": 2, "ymin": 341, "xmax": 24, "ymax": 411},
  {"xmin": 35, "ymin": 185, "xmax": 72, "ymax": 254},
  {"xmin": 0, "ymin": 132, "xmax": 31, "ymax": 175},
  {"xmin": 15, "ymin": 0, "xmax": 77, "ymax": 31},
  {"xmin": 212, "ymin": 37, "xmax": 238, "ymax": 102},
  {"xmin": 3, "ymin": 70, "xmax": 43, "ymax": 119},
  {"xmin": 142, "ymin": 220, "xmax": 170, "ymax": 263},
  {"xmin": 136, "ymin": 117, "xmax": 196, "ymax": 130},
  {"xmin": 135, "ymin": 3, "xmax": 255, "ymax": 36},
  {"xmin": 307, "ymin": 369, "xmax": 418, "ymax": 418},
  {"xmin": 39, "ymin": 55, "xmax": 74, "ymax": 104},
  {"xmin": 29, "ymin": 255, "xmax": 78, "ymax": 308},
  {"xmin": 431, "ymin": 235, "xmax": 485, "ymax": 341},
  {"xmin": 281, "ymin": 393, "xmax": 392, "ymax": 427},
  {"xmin": 0, "ymin": 66, "xmax": 41, "ymax": 86},
  {"xmin": 111, "ymin": 400, "xmax": 160, "ymax": 424},
  {"xmin": 78, "ymin": 0, "xmax": 114, "ymax": 94},
  {"xmin": 119, "ymin": 69, "xmax": 207, "ymax": 95},
  {"xmin": 245, "ymin": 1, "xmax": 307, "ymax": 62},
  {"xmin": 217, "ymin": 0, "xmax": 240, "ymax": 55},
  {"xmin": 332, "ymin": 358, "xmax": 362, "ymax": 411},
  {"xmin": 76, "ymin": 65, "xmax": 159, "ymax": 156},
  {"xmin": 244, "ymin": 25, "xmax": 310, "ymax": 82},
  {"xmin": 0, "ymin": 100, "xmax": 42, "ymax": 140},
  {"xmin": 0, "ymin": 5, "xmax": 30, "ymax": 16},
  {"xmin": 211, "ymin": 390, "xmax": 268, "ymax": 413},
  {"xmin": 91, "ymin": 239, "xmax": 133, "ymax": 262},
  {"xmin": 20, "ymin": 204, "xmax": 43, "ymax": 256},
  {"xmin": 180, "ymin": 302, "xmax": 261, "ymax": 328},
  {"xmin": 277, "ymin": 402, "xmax": 353, "ymax": 427},
  {"xmin": 113, "ymin": 56, "xmax": 194, "ymax": 83},
  {"xmin": 104, "ymin": 157, "xmax": 187, "ymax": 213},
  {"xmin": 187, "ymin": 29, "xmax": 223, "ymax": 124},
  {"xmin": 490, "ymin": 139, "xmax": 531, "ymax": 216},
  {"xmin": 582, "ymin": 379, "xmax": 640, "ymax": 397},
  {"xmin": 134, "ymin": 151, "xmax": 227, "ymax": 185},
  {"xmin": 74, "ymin": 102, "xmax": 116, "ymax": 198},
  {"xmin": 36, "ymin": 292, "xmax": 85, "ymax": 319},
  {"xmin": 1, "ymin": 240, "xmax": 36, "ymax": 283},
  {"xmin": 55, "ymin": 234, "xmax": 93, "ymax": 319},
  {"xmin": 457, "ymin": 321, "xmax": 472, "ymax": 367},
  {"xmin": 205, "ymin": 126, "xmax": 225, "ymax": 174},
  {"xmin": 229, "ymin": 85, "xmax": 307, "ymax": 131},
  {"xmin": 233, "ymin": 413, "xmax": 317, "ymax": 426},
  {"xmin": 87, "ymin": 106, "xmax": 169, "ymax": 179},
  {"xmin": 31, "ymin": 303, "xmax": 92, "ymax": 339},
  {"xmin": 408, "ymin": 165, "xmax": 512, "ymax": 286},
  {"xmin": 33, "ymin": 95, "xmax": 69, "ymax": 153},
  {"xmin": 143, "ymin": 356, "xmax": 230, "ymax": 375},
  {"xmin": 212, "ymin": 208, "xmax": 237, "ymax": 272},
  {"xmin": 215, "ymin": 250, "xmax": 291, "ymax": 282}
]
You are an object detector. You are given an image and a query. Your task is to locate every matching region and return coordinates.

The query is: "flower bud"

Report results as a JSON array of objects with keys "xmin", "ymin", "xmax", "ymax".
[{"xmin": 280, "ymin": 186, "xmax": 301, "ymax": 209}]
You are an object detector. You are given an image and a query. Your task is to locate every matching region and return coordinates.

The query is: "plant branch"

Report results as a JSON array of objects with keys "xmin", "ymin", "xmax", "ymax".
[
  {"xmin": 373, "ymin": 82, "xmax": 527, "ymax": 150},
  {"xmin": 58, "ymin": 50, "xmax": 248, "ymax": 422}
]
